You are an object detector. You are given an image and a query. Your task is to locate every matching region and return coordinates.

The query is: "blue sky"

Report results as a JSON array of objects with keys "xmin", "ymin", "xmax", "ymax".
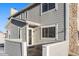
[{"xmin": 0, "ymin": 3, "xmax": 29, "ymax": 33}]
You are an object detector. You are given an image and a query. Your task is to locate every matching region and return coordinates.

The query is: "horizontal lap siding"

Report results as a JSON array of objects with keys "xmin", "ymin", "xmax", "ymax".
[
  {"xmin": 8, "ymin": 23, "xmax": 19, "ymax": 39},
  {"xmin": 5, "ymin": 40, "xmax": 22, "ymax": 56},
  {"xmin": 27, "ymin": 5, "xmax": 41, "ymax": 43},
  {"xmin": 27, "ymin": 3, "xmax": 65, "ymax": 43},
  {"xmin": 27, "ymin": 5, "xmax": 41, "ymax": 23},
  {"xmin": 41, "ymin": 3, "xmax": 65, "ymax": 41}
]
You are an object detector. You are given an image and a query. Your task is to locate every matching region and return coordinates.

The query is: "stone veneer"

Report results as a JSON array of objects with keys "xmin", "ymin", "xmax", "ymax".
[{"xmin": 69, "ymin": 3, "xmax": 79, "ymax": 55}]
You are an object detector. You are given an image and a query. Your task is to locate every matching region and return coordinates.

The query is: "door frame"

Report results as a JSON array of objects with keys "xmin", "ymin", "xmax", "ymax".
[{"xmin": 27, "ymin": 28, "xmax": 33, "ymax": 45}]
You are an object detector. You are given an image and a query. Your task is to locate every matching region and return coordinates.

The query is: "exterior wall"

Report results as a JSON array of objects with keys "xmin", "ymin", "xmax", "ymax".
[
  {"xmin": 7, "ymin": 19, "xmax": 26, "ymax": 41},
  {"xmin": 27, "ymin": 3, "xmax": 65, "ymax": 43},
  {"xmin": 8, "ymin": 3, "xmax": 65, "ymax": 44},
  {"xmin": 69, "ymin": 3, "xmax": 79, "ymax": 55},
  {"xmin": 27, "ymin": 4, "xmax": 41, "ymax": 23},
  {"xmin": 0, "ymin": 32, "xmax": 5, "ymax": 44},
  {"xmin": 42, "ymin": 41, "xmax": 68, "ymax": 56},
  {"xmin": 14, "ymin": 12, "xmax": 26, "ymax": 21},
  {"xmin": 4, "ymin": 40, "xmax": 27, "ymax": 56},
  {"xmin": 33, "ymin": 27, "xmax": 41, "ymax": 44},
  {"xmin": 7, "ymin": 23, "xmax": 19, "ymax": 39},
  {"xmin": 41, "ymin": 3, "xmax": 65, "ymax": 41},
  {"xmin": 5, "ymin": 40, "xmax": 22, "ymax": 56}
]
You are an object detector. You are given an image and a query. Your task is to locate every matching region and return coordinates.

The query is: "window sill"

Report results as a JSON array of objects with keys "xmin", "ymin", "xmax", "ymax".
[{"xmin": 41, "ymin": 38, "xmax": 56, "ymax": 40}]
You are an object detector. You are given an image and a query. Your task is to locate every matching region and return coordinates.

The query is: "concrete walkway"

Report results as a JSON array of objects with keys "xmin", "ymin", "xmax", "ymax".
[{"xmin": 0, "ymin": 47, "xmax": 8, "ymax": 56}]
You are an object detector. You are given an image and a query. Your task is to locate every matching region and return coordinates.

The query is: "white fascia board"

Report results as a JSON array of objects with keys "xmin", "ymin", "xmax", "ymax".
[{"xmin": 26, "ymin": 20, "xmax": 41, "ymax": 26}]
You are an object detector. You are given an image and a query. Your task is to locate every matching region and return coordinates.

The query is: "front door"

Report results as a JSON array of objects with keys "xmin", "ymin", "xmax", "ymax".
[{"xmin": 28, "ymin": 28, "xmax": 33, "ymax": 45}]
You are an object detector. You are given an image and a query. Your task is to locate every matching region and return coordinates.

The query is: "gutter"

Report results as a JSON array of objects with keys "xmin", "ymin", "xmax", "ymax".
[{"xmin": 64, "ymin": 3, "xmax": 66, "ymax": 40}]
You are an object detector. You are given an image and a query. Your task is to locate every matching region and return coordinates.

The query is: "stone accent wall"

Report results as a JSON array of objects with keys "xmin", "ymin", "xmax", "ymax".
[{"xmin": 69, "ymin": 3, "xmax": 79, "ymax": 54}]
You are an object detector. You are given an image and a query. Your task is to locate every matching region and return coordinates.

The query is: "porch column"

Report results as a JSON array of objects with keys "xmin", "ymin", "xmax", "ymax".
[
  {"xmin": 26, "ymin": 24, "xmax": 29, "ymax": 45},
  {"xmin": 22, "ymin": 42, "xmax": 27, "ymax": 56}
]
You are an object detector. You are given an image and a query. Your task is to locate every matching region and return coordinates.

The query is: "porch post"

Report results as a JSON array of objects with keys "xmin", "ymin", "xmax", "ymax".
[
  {"xmin": 22, "ymin": 42, "xmax": 27, "ymax": 56},
  {"xmin": 26, "ymin": 24, "xmax": 29, "ymax": 45}
]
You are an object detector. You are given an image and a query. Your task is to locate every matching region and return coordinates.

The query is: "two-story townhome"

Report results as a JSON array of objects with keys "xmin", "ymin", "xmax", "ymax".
[{"xmin": 5, "ymin": 3, "xmax": 69, "ymax": 56}]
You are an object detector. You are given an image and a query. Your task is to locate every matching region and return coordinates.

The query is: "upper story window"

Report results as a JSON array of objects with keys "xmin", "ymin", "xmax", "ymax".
[
  {"xmin": 20, "ymin": 11, "xmax": 27, "ymax": 20},
  {"xmin": 41, "ymin": 3, "xmax": 57, "ymax": 14},
  {"xmin": 42, "ymin": 3, "xmax": 55, "ymax": 12},
  {"xmin": 42, "ymin": 3, "xmax": 48, "ymax": 12}
]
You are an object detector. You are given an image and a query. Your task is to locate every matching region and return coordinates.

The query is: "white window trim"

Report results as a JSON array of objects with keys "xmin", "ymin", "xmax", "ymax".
[
  {"xmin": 41, "ymin": 3, "xmax": 58, "ymax": 15},
  {"xmin": 18, "ymin": 27, "xmax": 23, "ymax": 41},
  {"xmin": 25, "ymin": 11, "xmax": 27, "ymax": 20},
  {"xmin": 41, "ymin": 24, "xmax": 58, "ymax": 40}
]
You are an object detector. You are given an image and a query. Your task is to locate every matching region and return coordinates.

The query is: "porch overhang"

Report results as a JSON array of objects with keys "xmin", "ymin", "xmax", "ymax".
[
  {"xmin": 5, "ymin": 17, "xmax": 26, "ymax": 28},
  {"xmin": 6, "ymin": 17, "xmax": 41, "ymax": 29}
]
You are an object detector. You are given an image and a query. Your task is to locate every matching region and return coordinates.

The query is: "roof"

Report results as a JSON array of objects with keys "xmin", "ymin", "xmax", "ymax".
[{"xmin": 8, "ymin": 3, "xmax": 40, "ymax": 19}]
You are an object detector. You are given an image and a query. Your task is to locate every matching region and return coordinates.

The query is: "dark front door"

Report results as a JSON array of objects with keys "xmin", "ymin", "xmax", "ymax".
[{"xmin": 28, "ymin": 28, "xmax": 33, "ymax": 45}]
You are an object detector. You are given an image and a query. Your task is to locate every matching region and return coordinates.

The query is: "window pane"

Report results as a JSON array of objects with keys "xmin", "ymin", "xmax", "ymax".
[
  {"xmin": 44, "ymin": 28, "xmax": 48, "ymax": 37},
  {"xmin": 42, "ymin": 28, "xmax": 44, "ymax": 37},
  {"xmin": 19, "ymin": 28, "xmax": 20, "ymax": 39},
  {"xmin": 42, "ymin": 28, "xmax": 48, "ymax": 37},
  {"xmin": 29, "ymin": 30, "xmax": 32, "ymax": 44},
  {"xmin": 49, "ymin": 3, "xmax": 55, "ymax": 10},
  {"xmin": 42, "ymin": 3, "xmax": 48, "ymax": 12},
  {"xmin": 49, "ymin": 27, "xmax": 56, "ymax": 38},
  {"xmin": 25, "ymin": 12, "xmax": 27, "ymax": 18}
]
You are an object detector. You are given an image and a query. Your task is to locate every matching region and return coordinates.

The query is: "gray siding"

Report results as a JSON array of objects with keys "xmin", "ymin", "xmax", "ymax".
[
  {"xmin": 33, "ymin": 27, "xmax": 41, "ymax": 44},
  {"xmin": 8, "ymin": 19, "xmax": 26, "ymax": 40},
  {"xmin": 27, "ymin": 3, "xmax": 65, "ymax": 42},
  {"xmin": 5, "ymin": 40, "xmax": 22, "ymax": 56},
  {"xmin": 8, "ymin": 23, "xmax": 19, "ymax": 39},
  {"xmin": 8, "ymin": 3, "xmax": 65, "ymax": 43},
  {"xmin": 27, "ymin": 4, "xmax": 41, "ymax": 23},
  {"xmin": 41, "ymin": 4, "xmax": 64, "ymax": 41},
  {"xmin": 14, "ymin": 12, "xmax": 26, "ymax": 21}
]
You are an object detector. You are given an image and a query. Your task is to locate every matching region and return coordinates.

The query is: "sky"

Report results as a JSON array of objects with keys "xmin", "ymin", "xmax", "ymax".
[{"xmin": 0, "ymin": 3, "xmax": 29, "ymax": 33}]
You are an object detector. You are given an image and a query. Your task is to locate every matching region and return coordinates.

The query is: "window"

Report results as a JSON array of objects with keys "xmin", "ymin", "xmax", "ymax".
[
  {"xmin": 49, "ymin": 27, "xmax": 55, "ymax": 37},
  {"xmin": 18, "ymin": 28, "xmax": 20, "ymax": 39},
  {"xmin": 21, "ymin": 12, "xmax": 27, "ymax": 20},
  {"xmin": 42, "ymin": 3, "xmax": 48, "ymax": 12},
  {"xmin": 42, "ymin": 25, "xmax": 57, "ymax": 38},
  {"xmin": 49, "ymin": 3, "xmax": 55, "ymax": 10},
  {"xmin": 42, "ymin": 28, "xmax": 48, "ymax": 37},
  {"xmin": 42, "ymin": 3, "xmax": 56, "ymax": 13},
  {"xmin": 25, "ymin": 12, "xmax": 27, "ymax": 18}
]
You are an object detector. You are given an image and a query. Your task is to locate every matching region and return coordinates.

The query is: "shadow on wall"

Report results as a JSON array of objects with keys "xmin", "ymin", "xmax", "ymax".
[{"xmin": 11, "ymin": 19, "xmax": 26, "ymax": 27}]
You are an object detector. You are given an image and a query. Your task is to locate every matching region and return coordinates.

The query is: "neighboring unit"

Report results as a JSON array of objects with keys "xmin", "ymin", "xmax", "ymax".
[{"xmin": 0, "ymin": 31, "xmax": 5, "ymax": 46}]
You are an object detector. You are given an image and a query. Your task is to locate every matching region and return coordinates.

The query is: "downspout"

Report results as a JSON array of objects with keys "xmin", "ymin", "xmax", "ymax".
[{"xmin": 64, "ymin": 3, "xmax": 66, "ymax": 40}]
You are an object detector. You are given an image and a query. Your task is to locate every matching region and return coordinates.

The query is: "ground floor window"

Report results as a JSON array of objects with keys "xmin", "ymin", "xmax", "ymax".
[{"xmin": 41, "ymin": 24, "xmax": 58, "ymax": 39}]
